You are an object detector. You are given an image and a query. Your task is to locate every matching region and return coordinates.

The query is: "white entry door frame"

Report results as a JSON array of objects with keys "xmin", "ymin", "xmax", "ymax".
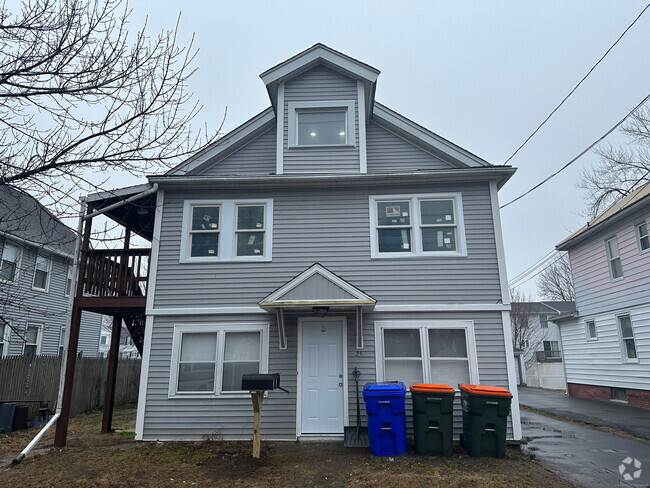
[{"xmin": 296, "ymin": 316, "xmax": 348, "ymax": 437}]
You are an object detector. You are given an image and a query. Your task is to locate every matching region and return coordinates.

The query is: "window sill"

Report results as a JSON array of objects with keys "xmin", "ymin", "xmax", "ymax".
[
  {"xmin": 31, "ymin": 286, "xmax": 48, "ymax": 293},
  {"xmin": 287, "ymin": 143, "xmax": 356, "ymax": 149},
  {"xmin": 610, "ymin": 276, "xmax": 624, "ymax": 283},
  {"xmin": 622, "ymin": 358, "xmax": 639, "ymax": 364},
  {"xmin": 179, "ymin": 256, "xmax": 272, "ymax": 264},
  {"xmin": 371, "ymin": 251, "xmax": 467, "ymax": 259},
  {"xmin": 586, "ymin": 338, "xmax": 598, "ymax": 342},
  {"xmin": 168, "ymin": 392, "xmax": 262, "ymax": 400}
]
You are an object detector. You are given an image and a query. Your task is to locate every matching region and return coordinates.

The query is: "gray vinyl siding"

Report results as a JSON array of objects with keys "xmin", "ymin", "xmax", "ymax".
[
  {"xmin": 569, "ymin": 209, "xmax": 650, "ymax": 316},
  {"xmin": 559, "ymin": 304, "xmax": 650, "ymax": 391},
  {"xmin": 283, "ymin": 65, "xmax": 360, "ymax": 174},
  {"xmin": 141, "ymin": 310, "xmax": 512, "ymax": 440},
  {"xmin": 199, "ymin": 127, "xmax": 277, "ymax": 176},
  {"xmin": 366, "ymin": 121, "xmax": 452, "ymax": 173},
  {"xmin": 153, "ymin": 182, "xmax": 501, "ymax": 308},
  {"xmin": 0, "ymin": 236, "xmax": 101, "ymax": 358},
  {"xmin": 280, "ymin": 274, "xmax": 357, "ymax": 301}
]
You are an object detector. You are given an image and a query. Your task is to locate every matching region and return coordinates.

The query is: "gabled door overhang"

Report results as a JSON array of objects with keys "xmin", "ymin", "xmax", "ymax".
[{"xmin": 259, "ymin": 263, "xmax": 375, "ymax": 350}]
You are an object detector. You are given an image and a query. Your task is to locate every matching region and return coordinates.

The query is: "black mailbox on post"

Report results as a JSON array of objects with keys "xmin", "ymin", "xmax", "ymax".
[{"xmin": 241, "ymin": 373, "xmax": 281, "ymax": 391}]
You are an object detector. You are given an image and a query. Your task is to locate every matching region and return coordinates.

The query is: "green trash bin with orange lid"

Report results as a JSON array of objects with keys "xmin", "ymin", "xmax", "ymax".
[
  {"xmin": 410, "ymin": 383, "xmax": 455, "ymax": 456},
  {"xmin": 459, "ymin": 384, "xmax": 512, "ymax": 458}
]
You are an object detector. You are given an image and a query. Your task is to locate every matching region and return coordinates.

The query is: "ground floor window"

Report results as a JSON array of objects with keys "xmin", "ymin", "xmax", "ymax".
[
  {"xmin": 375, "ymin": 320, "xmax": 478, "ymax": 389},
  {"xmin": 617, "ymin": 314, "xmax": 637, "ymax": 361},
  {"xmin": 169, "ymin": 323, "xmax": 269, "ymax": 397},
  {"xmin": 24, "ymin": 323, "xmax": 41, "ymax": 357}
]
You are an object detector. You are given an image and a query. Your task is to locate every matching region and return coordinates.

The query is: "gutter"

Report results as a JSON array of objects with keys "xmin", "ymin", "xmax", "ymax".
[{"xmin": 84, "ymin": 183, "xmax": 158, "ymax": 220}]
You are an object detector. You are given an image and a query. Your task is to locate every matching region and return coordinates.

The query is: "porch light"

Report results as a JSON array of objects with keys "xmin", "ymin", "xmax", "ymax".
[{"xmin": 312, "ymin": 306, "xmax": 329, "ymax": 317}]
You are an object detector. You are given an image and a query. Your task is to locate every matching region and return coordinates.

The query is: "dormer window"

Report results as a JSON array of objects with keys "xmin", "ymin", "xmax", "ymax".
[{"xmin": 288, "ymin": 100, "xmax": 355, "ymax": 148}]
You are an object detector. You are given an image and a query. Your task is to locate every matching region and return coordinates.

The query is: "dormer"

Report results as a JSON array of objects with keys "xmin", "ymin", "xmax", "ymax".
[{"xmin": 260, "ymin": 44, "xmax": 380, "ymax": 175}]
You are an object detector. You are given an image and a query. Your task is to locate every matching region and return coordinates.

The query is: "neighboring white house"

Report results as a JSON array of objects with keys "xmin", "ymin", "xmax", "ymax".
[
  {"xmin": 555, "ymin": 182, "xmax": 650, "ymax": 407},
  {"xmin": 0, "ymin": 185, "xmax": 102, "ymax": 358},
  {"xmin": 511, "ymin": 301, "xmax": 575, "ymax": 391},
  {"xmin": 99, "ymin": 322, "xmax": 140, "ymax": 359}
]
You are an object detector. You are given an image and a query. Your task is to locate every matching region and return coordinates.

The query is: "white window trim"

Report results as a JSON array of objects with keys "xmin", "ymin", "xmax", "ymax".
[
  {"xmin": 616, "ymin": 313, "xmax": 638, "ymax": 363},
  {"xmin": 24, "ymin": 322, "xmax": 43, "ymax": 356},
  {"xmin": 180, "ymin": 199, "xmax": 273, "ymax": 263},
  {"xmin": 0, "ymin": 320, "xmax": 10, "ymax": 357},
  {"xmin": 374, "ymin": 320, "xmax": 479, "ymax": 391},
  {"xmin": 585, "ymin": 319, "xmax": 598, "ymax": 342},
  {"xmin": 369, "ymin": 193, "xmax": 467, "ymax": 258},
  {"xmin": 168, "ymin": 322, "xmax": 270, "ymax": 399},
  {"xmin": 1, "ymin": 241, "xmax": 22, "ymax": 284},
  {"xmin": 635, "ymin": 221, "xmax": 650, "ymax": 254},
  {"xmin": 287, "ymin": 100, "xmax": 356, "ymax": 148},
  {"xmin": 31, "ymin": 253, "xmax": 52, "ymax": 292},
  {"xmin": 604, "ymin": 236, "xmax": 623, "ymax": 281}
]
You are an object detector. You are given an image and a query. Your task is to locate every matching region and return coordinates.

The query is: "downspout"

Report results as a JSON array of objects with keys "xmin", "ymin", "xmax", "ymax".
[
  {"xmin": 12, "ymin": 198, "xmax": 87, "ymax": 465},
  {"xmin": 12, "ymin": 182, "xmax": 158, "ymax": 464}
]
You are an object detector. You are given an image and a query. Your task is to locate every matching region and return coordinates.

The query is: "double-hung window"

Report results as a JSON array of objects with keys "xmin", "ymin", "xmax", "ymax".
[
  {"xmin": 585, "ymin": 319, "xmax": 597, "ymax": 340},
  {"xmin": 24, "ymin": 323, "xmax": 41, "ymax": 357},
  {"xmin": 59, "ymin": 326, "xmax": 66, "ymax": 357},
  {"xmin": 617, "ymin": 314, "xmax": 637, "ymax": 361},
  {"xmin": 376, "ymin": 321, "xmax": 477, "ymax": 390},
  {"xmin": 181, "ymin": 200, "xmax": 273, "ymax": 262},
  {"xmin": 288, "ymin": 101, "xmax": 355, "ymax": 147},
  {"xmin": 65, "ymin": 265, "xmax": 74, "ymax": 297},
  {"xmin": 370, "ymin": 194, "xmax": 466, "ymax": 258},
  {"xmin": 32, "ymin": 254, "xmax": 51, "ymax": 291},
  {"xmin": 1, "ymin": 242, "xmax": 20, "ymax": 282},
  {"xmin": 543, "ymin": 340, "xmax": 560, "ymax": 360},
  {"xmin": 605, "ymin": 236, "xmax": 623, "ymax": 280},
  {"xmin": 636, "ymin": 222, "xmax": 649, "ymax": 253},
  {"xmin": 169, "ymin": 323, "xmax": 269, "ymax": 397},
  {"xmin": 0, "ymin": 321, "xmax": 9, "ymax": 357}
]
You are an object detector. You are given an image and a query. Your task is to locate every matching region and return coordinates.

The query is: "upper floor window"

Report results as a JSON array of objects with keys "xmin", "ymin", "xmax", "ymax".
[
  {"xmin": 539, "ymin": 314, "xmax": 548, "ymax": 329},
  {"xmin": 636, "ymin": 222, "xmax": 649, "ymax": 253},
  {"xmin": 605, "ymin": 236, "xmax": 623, "ymax": 280},
  {"xmin": 617, "ymin": 314, "xmax": 637, "ymax": 361},
  {"xmin": 543, "ymin": 340, "xmax": 560, "ymax": 359},
  {"xmin": 585, "ymin": 319, "xmax": 597, "ymax": 341},
  {"xmin": 24, "ymin": 323, "xmax": 41, "ymax": 357},
  {"xmin": 180, "ymin": 200, "xmax": 273, "ymax": 263},
  {"xmin": 1, "ymin": 242, "xmax": 20, "ymax": 282},
  {"xmin": 32, "ymin": 254, "xmax": 51, "ymax": 291},
  {"xmin": 369, "ymin": 194, "xmax": 467, "ymax": 258},
  {"xmin": 288, "ymin": 101, "xmax": 355, "ymax": 148}
]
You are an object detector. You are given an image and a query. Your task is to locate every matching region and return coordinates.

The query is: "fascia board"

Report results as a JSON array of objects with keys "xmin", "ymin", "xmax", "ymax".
[
  {"xmin": 373, "ymin": 103, "xmax": 491, "ymax": 168},
  {"xmin": 165, "ymin": 108, "xmax": 275, "ymax": 176},
  {"xmin": 86, "ymin": 183, "xmax": 154, "ymax": 203}
]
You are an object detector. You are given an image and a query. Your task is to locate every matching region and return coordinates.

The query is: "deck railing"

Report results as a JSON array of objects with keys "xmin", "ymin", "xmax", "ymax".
[{"xmin": 81, "ymin": 249, "xmax": 150, "ymax": 298}]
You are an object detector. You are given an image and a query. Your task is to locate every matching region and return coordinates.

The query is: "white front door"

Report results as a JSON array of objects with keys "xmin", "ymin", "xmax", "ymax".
[{"xmin": 300, "ymin": 319, "xmax": 345, "ymax": 434}]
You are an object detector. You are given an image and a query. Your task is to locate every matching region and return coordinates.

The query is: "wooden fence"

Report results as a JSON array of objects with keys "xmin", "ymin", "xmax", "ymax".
[{"xmin": 0, "ymin": 355, "xmax": 141, "ymax": 418}]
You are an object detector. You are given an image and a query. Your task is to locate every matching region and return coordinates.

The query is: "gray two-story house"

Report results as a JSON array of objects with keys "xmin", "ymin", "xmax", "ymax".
[
  {"xmin": 556, "ymin": 182, "xmax": 650, "ymax": 407},
  {"xmin": 79, "ymin": 44, "xmax": 520, "ymax": 442},
  {"xmin": 0, "ymin": 185, "xmax": 102, "ymax": 358}
]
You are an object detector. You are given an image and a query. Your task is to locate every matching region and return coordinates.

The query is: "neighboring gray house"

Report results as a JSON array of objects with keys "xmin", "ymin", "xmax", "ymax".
[
  {"xmin": 99, "ymin": 322, "xmax": 140, "ymax": 359},
  {"xmin": 556, "ymin": 182, "xmax": 650, "ymax": 407},
  {"xmin": 511, "ymin": 301, "xmax": 575, "ymax": 390},
  {"xmin": 83, "ymin": 44, "xmax": 521, "ymax": 441},
  {"xmin": 0, "ymin": 185, "xmax": 102, "ymax": 358}
]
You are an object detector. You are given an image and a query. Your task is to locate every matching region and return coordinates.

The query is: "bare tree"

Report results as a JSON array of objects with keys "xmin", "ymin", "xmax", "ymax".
[
  {"xmin": 0, "ymin": 0, "xmax": 220, "ymax": 347},
  {"xmin": 536, "ymin": 253, "xmax": 575, "ymax": 302},
  {"xmin": 579, "ymin": 104, "xmax": 650, "ymax": 219},
  {"xmin": 510, "ymin": 288, "xmax": 548, "ymax": 364},
  {"xmin": 0, "ymin": 0, "xmax": 220, "ymax": 213}
]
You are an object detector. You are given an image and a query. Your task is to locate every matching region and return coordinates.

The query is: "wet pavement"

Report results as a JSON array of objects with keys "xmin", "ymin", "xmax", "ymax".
[
  {"xmin": 522, "ymin": 410, "xmax": 650, "ymax": 488},
  {"xmin": 518, "ymin": 386, "xmax": 650, "ymax": 440}
]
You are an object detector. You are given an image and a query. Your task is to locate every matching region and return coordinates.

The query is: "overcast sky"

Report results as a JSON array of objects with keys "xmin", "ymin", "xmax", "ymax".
[{"xmin": 116, "ymin": 1, "xmax": 650, "ymax": 299}]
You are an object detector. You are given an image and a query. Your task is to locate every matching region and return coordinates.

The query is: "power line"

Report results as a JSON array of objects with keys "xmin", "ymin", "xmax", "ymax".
[
  {"xmin": 508, "ymin": 250, "xmax": 558, "ymax": 286},
  {"xmin": 500, "ymin": 90, "xmax": 650, "ymax": 209},
  {"xmin": 502, "ymin": 2, "xmax": 650, "ymax": 166},
  {"xmin": 510, "ymin": 253, "xmax": 566, "ymax": 289}
]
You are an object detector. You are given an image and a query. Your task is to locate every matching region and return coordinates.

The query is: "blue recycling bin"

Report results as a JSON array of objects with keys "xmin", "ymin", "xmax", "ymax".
[
  {"xmin": 0, "ymin": 402, "xmax": 16, "ymax": 433},
  {"xmin": 362, "ymin": 382, "xmax": 407, "ymax": 456}
]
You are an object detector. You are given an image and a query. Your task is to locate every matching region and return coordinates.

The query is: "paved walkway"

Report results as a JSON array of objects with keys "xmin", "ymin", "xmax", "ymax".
[
  {"xmin": 522, "ymin": 410, "xmax": 650, "ymax": 488},
  {"xmin": 518, "ymin": 386, "xmax": 650, "ymax": 440}
]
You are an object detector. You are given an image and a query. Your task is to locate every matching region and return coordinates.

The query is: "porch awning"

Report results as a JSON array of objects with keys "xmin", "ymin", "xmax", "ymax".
[{"xmin": 259, "ymin": 263, "xmax": 375, "ymax": 350}]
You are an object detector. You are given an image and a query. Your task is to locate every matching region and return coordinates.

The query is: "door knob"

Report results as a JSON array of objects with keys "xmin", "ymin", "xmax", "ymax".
[{"xmin": 338, "ymin": 382, "xmax": 343, "ymax": 387}]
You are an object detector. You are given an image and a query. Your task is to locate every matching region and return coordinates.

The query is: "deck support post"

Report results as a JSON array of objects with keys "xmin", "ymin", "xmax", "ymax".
[
  {"xmin": 250, "ymin": 390, "xmax": 264, "ymax": 458},
  {"xmin": 54, "ymin": 212, "xmax": 92, "ymax": 447},
  {"xmin": 101, "ymin": 314, "xmax": 122, "ymax": 433}
]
